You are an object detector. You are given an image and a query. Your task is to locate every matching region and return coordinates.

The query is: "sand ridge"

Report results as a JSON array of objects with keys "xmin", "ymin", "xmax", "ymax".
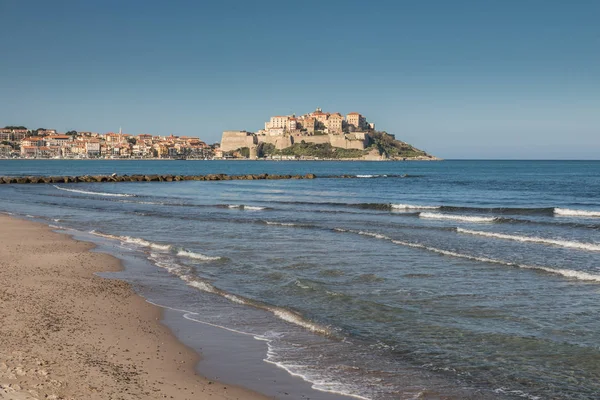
[{"xmin": 0, "ymin": 215, "xmax": 268, "ymax": 400}]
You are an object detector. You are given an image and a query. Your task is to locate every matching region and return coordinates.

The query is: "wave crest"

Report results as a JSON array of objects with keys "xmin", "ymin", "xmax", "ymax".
[
  {"xmin": 420, "ymin": 212, "xmax": 496, "ymax": 223},
  {"xmin": 554, "ymin": 208, "xmax": 600, "ymax": 218},
  {"xmin": 391, "ymin": 203, "xmax": 440, "ymax": 210},
  {"xmin": 54, "ymin": 185, "xmax": 136, "ymax": 197},
  {"xmin": 456, "ymin": 228, "xmax": 600, "ymax": 252}
]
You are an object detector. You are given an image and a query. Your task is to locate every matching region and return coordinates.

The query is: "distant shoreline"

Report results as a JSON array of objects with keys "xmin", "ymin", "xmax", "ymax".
[{"xmin": 0, "ymin": 157, "xmax": 442, "ymax": 162}]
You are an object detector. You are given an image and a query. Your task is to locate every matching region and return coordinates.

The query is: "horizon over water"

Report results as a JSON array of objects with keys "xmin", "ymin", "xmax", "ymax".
[{"xmin": 1, "ymin": 160, "xmax": 600, "ymax": 399}]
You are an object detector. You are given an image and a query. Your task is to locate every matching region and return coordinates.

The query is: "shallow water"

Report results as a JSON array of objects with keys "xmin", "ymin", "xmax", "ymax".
[{"xmin": 2, "ymin": 160, "xmax": 600, "ymax": 399}]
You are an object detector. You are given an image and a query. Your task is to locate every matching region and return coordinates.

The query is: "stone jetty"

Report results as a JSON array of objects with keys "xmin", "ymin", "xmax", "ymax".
[{"xmin": 0, "ymin": 173, "xmax": 322, "ymax": 184}]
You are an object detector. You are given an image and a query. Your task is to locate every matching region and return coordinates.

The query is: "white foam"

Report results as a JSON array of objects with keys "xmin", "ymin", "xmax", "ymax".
[
  {"xmin": 554, "ymin": 208, "xmax": 600, "ymax": 218},
  {"xmin": 244, "ymin": 205, "xmax": 266, "ymax": 211},
  {"xmin": 228, "ymin": 204, "xmax": 265, "ymax": 211},
  {"xmin": 263, "ymin": 344, "xmax": 371, "ymax": 400},
  {"xmin": 122, "ymin": 236, "xmax": 172, "ymax": 251},
  {"xmin": 419, "ymin": 212, "xmax": 496, "ymax": 223},
  {"xmin": 89, "ymin": 230, "xmax": 172, "ymax": 251},
  {"xmin": 53, "ymin": 185, "xmax": 135, "ymax": 197},
  {"xmin": 176, "ymin": 249, "xmax": 221, "ymax": 261},
  {"xmin": 457, "ymin": 228, "xmax": 600, "ymax": 252},
  {"xmin": 269, "ymin": 308, "xmax": 330, "ymax": 335},
  {"xmin": 181, "ymin": 275, "xmax": 217, "ymax": 293},
  {"xmin": 391, "ymin": 203, "xmax": 439, "ymax": 210},
  {"xmin": 389, "ymin": 239, "xmax": 600, "ymax": 283},
  {"xmin": 356, "ymin": 174, "xmax": 386, "ymax": 178},
  {"xmin": 357, "ymin": 231, "xmax": 391, "ymax": 240},
  {"xmin": 266, "ymin": 221, "xmax": 299, "ymax": 227},
  {"xmin": 334, "ymin": 227, "xmax": 600, "ymax": 283}
]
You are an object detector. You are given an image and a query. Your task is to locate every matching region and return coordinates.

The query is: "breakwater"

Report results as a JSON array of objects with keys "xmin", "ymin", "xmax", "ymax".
[{"xmin": 0, "ymin": 173, "xmax": 319, "ymax": 184}]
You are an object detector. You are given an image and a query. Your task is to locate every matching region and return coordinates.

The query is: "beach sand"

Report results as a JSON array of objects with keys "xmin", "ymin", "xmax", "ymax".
[{"xmin": 0, "ymin": 215, "xmax": 267, "ymax": 400}]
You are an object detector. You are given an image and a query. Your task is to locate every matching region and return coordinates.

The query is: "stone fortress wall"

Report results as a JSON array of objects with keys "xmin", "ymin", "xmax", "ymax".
[{"xmin": 222, "ymin": 132, "xmax": 369, "ymax": 152}]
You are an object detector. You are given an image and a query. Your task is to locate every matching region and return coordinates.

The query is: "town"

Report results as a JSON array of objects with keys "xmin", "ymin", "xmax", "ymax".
[
  {"xmin": 0, "ymin": 127, "xmax": 214, "ymax": 159},
  {"xmin": 1, "ymin": 109, "xmax": 434, "ymax": 160}
]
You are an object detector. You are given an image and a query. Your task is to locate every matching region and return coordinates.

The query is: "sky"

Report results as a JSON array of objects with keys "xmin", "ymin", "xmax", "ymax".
[{"xmin": 1, "ymin": 0, "xmax": 598, "ymax": 159}]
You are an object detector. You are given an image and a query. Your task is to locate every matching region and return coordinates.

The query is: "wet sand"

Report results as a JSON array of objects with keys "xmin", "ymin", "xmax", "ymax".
[{"xmin": 0, "ymin": 215, "xmax": 267, "ymax": 400}]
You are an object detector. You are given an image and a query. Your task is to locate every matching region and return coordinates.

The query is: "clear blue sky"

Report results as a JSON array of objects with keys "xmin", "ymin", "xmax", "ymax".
[{"xmin": 1, "ymin": 0, "xmax": 598, "ymax": 159}]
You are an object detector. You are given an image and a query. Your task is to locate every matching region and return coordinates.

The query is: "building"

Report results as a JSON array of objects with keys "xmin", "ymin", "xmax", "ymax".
[
  {"xmin": 346, "ymin": 112, "xmax": 366, "ymax": 130},
  {"xmin": 326, "ymin": 113, "xmax": 344, "ymax": 133},
  {"xmin": 85, "ymin": 140, "xmax": 101, "ymax": 157},
  {"xmin": 21, "ymin": 137, "xmax": 46, "ymax": 147}
]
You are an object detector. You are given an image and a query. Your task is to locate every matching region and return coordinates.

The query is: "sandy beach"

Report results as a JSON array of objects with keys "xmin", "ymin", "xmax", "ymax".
[{"xmin": 0, "ymin": 215, "xmax": 267, "ymax": 400}]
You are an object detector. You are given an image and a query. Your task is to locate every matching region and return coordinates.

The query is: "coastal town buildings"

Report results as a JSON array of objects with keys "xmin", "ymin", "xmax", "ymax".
[{"xmin": 0, "ymin": 127, "xmax": 213, "ymax": 159}]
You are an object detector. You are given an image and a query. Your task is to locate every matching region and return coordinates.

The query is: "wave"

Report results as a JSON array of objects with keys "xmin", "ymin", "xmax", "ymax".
[
  {"xmin": 176, "ymin": 249, "xmax": 222, "ymax": 261},
  {"xmin": 391, "ymin": 204, "xmax": 440, "ymax": 210},
  {"xmin": 256, "ymin": 199, "xmax": 559, "ymax": 215},
  {"xmin": 333, "ymin": 228, "xmax": 391, "ymax": 240},
  {"xmin": 334, "ymin": 228, "xmax": 600, "ymax": 282},
  {"xmin": 156, "ymin": 264, "xmax": 332, "ymax": 334},
  {"xmin": 456, "ymin": 228, "xmax": 600, "ymax": 252},
  {"xmin": 419, "ymin": 212, "xmax": 497, "ymax": 223},
  {"xmin": 554, "ymin": 208, "xmax": 600, "ymax": 218},
  {"xmin": 227, "ymin": 204, "xmax": 266, "ymax": 211},
  {"xmin": 89, "ymin": 230, "xmax": 172, "ymax": 251},
  {"xmin": 356, "ymin": 174, "xmax": 387, "ymax": 178},
  {"xmin": 53, "ymin": 185, "xmax": 136, "ymax": 197}
]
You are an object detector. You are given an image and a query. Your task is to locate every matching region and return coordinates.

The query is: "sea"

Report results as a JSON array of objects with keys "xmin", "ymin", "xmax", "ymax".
[{"xmin": 1, "ymin": 159, "xmax": 599, "ymax": 400}]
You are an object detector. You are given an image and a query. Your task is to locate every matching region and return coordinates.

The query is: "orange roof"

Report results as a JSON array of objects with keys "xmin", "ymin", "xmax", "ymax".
[{"xmin": 47, "ymin": 135, "xmax": 71, "ymax": 139}]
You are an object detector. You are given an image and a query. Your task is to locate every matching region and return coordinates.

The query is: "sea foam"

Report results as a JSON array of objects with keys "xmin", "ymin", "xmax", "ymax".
[
  {"xmin": 176, "ymin": 249, "xmax": 221, "ymax": 261},
  {"xmin": 89, "ymin": 230, "xmax": 172, "ymax": 251},
  {"xmin": 334, "ymin": 227, "xmax": 600, "ymax": 282},
  {"xmin": 419, "ymin": 212, "xmax": 496, "ymax": 223},
  {"xmin": 391, "ymin": 203, "xmax": 440, "ymax": 210},
  {"xmin": 54, "ymin": 185, "xmax": 136, "ymax": 197},
  {"xmin": 456, "ymin": 228, "xmax": 600, "ymax": 252},
  {"xmin": 554, "ymin": 208, "xmax": 600, "ymax": 218}
]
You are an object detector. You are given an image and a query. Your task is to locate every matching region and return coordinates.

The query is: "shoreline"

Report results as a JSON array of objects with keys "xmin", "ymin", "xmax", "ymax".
[{"xmin": 0, "ymin": 215, "xmax": 267, "ymax": 400}]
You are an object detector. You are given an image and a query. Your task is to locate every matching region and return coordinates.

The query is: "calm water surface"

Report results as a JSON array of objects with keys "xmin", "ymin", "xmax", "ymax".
[{"xmin": 1, "ymin": 160, "xmax": 599, "ymax": 399}]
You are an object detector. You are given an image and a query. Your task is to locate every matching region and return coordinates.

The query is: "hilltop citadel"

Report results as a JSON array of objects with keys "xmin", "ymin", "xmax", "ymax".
[{"xmin": 220, "ymin": 108, "xmax": 434, "ymax": 160}]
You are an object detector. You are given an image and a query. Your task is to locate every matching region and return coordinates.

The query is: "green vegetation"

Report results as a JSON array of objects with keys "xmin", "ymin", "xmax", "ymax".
[
  {"xmin": 272, "ymin": 142, "xmax": 365, "ymax": 159},
  {"xmin": 3, "ymin": 126, "xmax": 27, "ymax": 130},
  {"xmin": 257, "ymin": 142, "xmax": 276, "ymax": 157},
  {"xmin": 367, "ymin": 131, "xmax": 429, "ymax": 159},
  {"xmin": 66, "ymin": 130, "xmax": 78, "ymax": 136}
]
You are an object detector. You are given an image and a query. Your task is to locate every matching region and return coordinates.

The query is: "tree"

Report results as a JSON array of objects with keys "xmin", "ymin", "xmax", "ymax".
[
  {"xmin": 257, "ymin": 142, "xmax": 276, "ymax": 157},
  {"xmin": 3, "ymin": 126, "xmax": 27, "ymax": 130},
  {"xmin": 66, "ymin": 130, "xmax": 78, "ymax": 136},
  {"xmin": 237, "ymin": 147, "xmax": 250, "ymax": 158},
  {"xmin": 127, "ymin": 137, "xmax": 137, "ymax": 145}
]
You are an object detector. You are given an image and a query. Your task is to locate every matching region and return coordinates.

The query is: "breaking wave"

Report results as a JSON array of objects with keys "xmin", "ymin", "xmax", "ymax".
[
  {"xmin": 554, "ymin": 208, "xmax": 600, "ymax": 218},
  {"xmin": 334, "ymin": 228, "xmax": 600, "ymax": 282},
  {"xmin": 152, "ymin": 262, "xmax": 332, "ymax": 335},
  {"xmin": 90, "ymin": 230, "xmax": 172, "ymax": 251},
  {"xmin": 228, "ymin": 204, "xmax": 266, "ymax": 211},
  {"xmin": 53, "ymin": 185, "xmax": 136, "ymax": 197},
  {"xmin": 456, "ymin": 228, "xmax": 600, "ymax": 252},
  {"xmin": 176, "ymin": 249, "xmax": 222, "ymax": 261},
  {"xmin": 391, "ymin": 204, "xmax": 440, "ymax": 210},
  {"xmin": 419, "ymin": 212, "xmax": 497, "ymax": 223}
]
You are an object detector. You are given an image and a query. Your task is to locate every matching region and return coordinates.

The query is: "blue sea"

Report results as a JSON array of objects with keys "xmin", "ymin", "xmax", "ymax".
[{"xmin": 1, "ymin": 160, "xmax": 600, "ymax": 400}]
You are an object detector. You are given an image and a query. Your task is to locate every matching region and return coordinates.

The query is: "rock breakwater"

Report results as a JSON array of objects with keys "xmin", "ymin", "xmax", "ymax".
[{"xmin": 0, "ymin": 173, "xmax": 322, "ymax": 184}]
